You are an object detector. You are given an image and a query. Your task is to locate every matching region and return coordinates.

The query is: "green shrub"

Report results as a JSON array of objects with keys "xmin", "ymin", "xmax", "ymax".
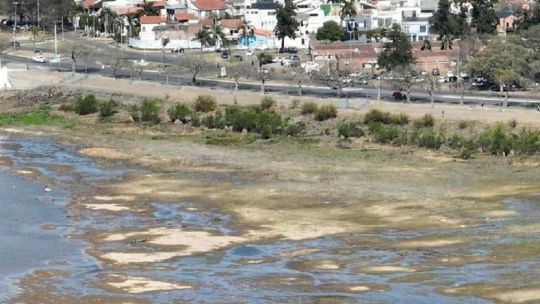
[
  {"xmin": 223, "ymin": 106, "xmax": 285, "ymax": 138},
  {"xmin": 291, "ymin": 99, "xmax": 301, "ymax": 109},
  {"xmin": 368, "ymin": 122, "xmax": 400, "ymax": 144},
  {"xmin": 301, "ymin": 101, "xmax": 319, "ymax": 115},
  {"xmin": 98, "ymin": 99, "xmax": 119, "ymax": 118},
  {"xmin": 364, "ymin": 109, "xmax": 409, "ymax": 125},
  {"xmin": 459, "ymin": 147, "xmax": 475, "ymax": 159},
  {"xmin": 514, "ymin": 128, "xmax": 540, "ymax": 155},
  {"xmin": 190, "ymin": 113, "xmax": 201, "ymax": 127},
  {"xmin": 194, "ymin": 95, "xmax": 217, "ymax": 112},
  {"xmin": 338, "ymin": 121, "xmax": 364, "ymax": 138},
  {"xmin": 413, "ymin": 114, "xmax": 435, "ymax": 128},
  {"xmin": 479, "ymin": 123, "xmax": 512, "ymax": 155},
  {"xmin": 167, "ymin": 103, "xmax": 191, "ymax": 123},
  {"xmin": 417, "ymin": 129, "xmax": 443, "ymax": 149},
  {"xmin": 448, "ymin": 133, "xmax": 464, "ymax": 149},
  {"xmin": 284, "ymin": 122, "xmax": 305, "ymax": 136},
  {"xmin": 508, "ymin": 119, "xmax": 517, "ymax": 129},
  {"xmin": 316, "ymin": 104, "xmax": 338, "ymax": 121},
  {"xmin": 260, "ymin": 96, "xmax": 276, "ymax": 110},
  {"xmin": 75, "ymin": 94, "xmax": 98, "ymax": 115},
  {"xmin": 140, "ymin": 99, "xmax": 161, "ymax": 124},
  {"xmin": 202, "ymin": 114, "xmax": 216, "ymax": 129},
  {"xmin": 458, "ymin": 120, "xmax": 470, "ymax": 130}
]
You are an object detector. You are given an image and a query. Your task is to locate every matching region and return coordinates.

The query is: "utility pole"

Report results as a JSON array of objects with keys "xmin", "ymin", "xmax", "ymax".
[
  {"xmin": 54, "ymin": 23, "xmax": 57, "ymax": 56},
  {"xmin": 37, "ymin": 0, "xmax": 40, "ymax": 28},
  {"xmin": 12, "ymin": 1, "xmax": 19, "ymax": 43}
]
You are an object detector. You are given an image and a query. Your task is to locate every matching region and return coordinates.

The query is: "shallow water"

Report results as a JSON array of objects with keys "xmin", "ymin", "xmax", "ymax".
[{"xmin": 1, "ymin": 134, "xmax": 540, "ymax": 303}]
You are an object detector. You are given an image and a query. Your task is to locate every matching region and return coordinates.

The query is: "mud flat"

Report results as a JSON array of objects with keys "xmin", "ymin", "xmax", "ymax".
[{"xmin": 2, "ymin": 127, "xmax": 540, "ymax": 303}]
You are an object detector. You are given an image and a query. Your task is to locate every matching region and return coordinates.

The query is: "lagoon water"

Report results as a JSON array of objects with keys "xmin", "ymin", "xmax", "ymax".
[{"xmin": 0, "ymin": 170, "xmax": 82, "ymax": 300}]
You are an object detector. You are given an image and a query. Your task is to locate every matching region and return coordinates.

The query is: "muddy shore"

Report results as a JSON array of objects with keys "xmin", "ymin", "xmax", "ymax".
[{"xmin": 2, "ymin": 85, "xmax": 540, "ymax": 303}]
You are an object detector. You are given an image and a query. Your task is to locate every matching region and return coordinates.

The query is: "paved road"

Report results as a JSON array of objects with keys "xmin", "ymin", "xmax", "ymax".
[{"xmin": 4, "ymin": 46, "xmax": 540, "ymax": 109}]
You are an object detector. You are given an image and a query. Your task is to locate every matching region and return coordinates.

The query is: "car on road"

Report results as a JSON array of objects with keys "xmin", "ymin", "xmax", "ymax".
[
  {"xmin": 246, "ymin": 49, "xmax": 254, "ymax": 56},
  {"xmin": 32, "ymin": 54, "xmax": 46, "ymax": 63},
  {"xmin": 279, "ymin": 47, "xmax": 298, "ymax": 54},
  {"xmin": 10, "ymin": 41, "xmax": 20, "ymax": 47},
  {"xmin": 171, "ymin": 48, "xmax": 184, "ymax": 53},
  {"xmin": 392, "ymin": 91, "xmax": 407, "ymax": 100}
]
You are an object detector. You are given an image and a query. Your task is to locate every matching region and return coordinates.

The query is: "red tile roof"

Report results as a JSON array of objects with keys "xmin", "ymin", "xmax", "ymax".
[
  {"xmin": 82, "ymin": 0, "xmax": 96, "ymax": 9},
  {"xmin": 139, "ymin": 15, "xmax": 165, "ymax": 24},
  {"xmin": 219, "ymin": 18, "xmax": 242, "ymax": 29},
  {"xmin": 193, "ymin": 0, "xmax": 227, "ymax": 10},
  {"xmin": 253, "ymin": 28, "xmax": 272, "ymax": 38},
  {"xmin": 152, "ymin": 0, "xmax": 166, "ymax": 8},
  {"xmin": 175, "ymin": 12, "xmax": 197, "ymax": 21},
  {"xmin": 200, "ymin": 18, "xmax": 214, "ymax": 27}
]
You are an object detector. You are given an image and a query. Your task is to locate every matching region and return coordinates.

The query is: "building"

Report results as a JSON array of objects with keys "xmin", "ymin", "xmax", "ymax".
[{"xmin": 496, "ymin": 5, "xmax": 518, "ymax": 34}]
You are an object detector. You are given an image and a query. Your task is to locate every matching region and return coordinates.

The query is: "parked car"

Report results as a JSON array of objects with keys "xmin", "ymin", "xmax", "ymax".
[
  {"xmin": 171, "ymin": 48, "xmax": 184, "ymax": 53},
  {"xmin": 392, "ymin": 91, "xmax": 407, "ymax": 100},
  {"xmin": 10, "ymin": 41, "xmax": 20, "ymax": 47},
  {"xmin": 432, "ymin": 68, "xmax": 440, "ymax": 76},
  {"xmin": 279, "ymin": 47, "xmax": 298, "ymax": 54},
  {"xmin": 290, "ymin": 55, "xmax": 300, "ymax": 67},
  {"xmin": 246, "ymin": 49, "xmax": 254, "ymax": 56},
  {"xmin": 221, "ymin": 51, "xmax": 230, "ymax": 59}
]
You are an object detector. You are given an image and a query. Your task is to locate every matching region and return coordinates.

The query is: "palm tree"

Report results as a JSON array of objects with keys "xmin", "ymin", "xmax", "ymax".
[
  {"xmin": 30, "ymin": 26, "xmax": 39, "ymax": 50},
  {"xmin": 140, "ymin": 0, "xmax": 160, "ymax": 16},
  {"xmin": 195, "ymin": 29, "xmax": 214, "ymax": 52},
  {"xmin": 239, "ymin": 20, "xmax": 254, "ymax": 48},
  {"xmin": 211, "ymin": 24, "xmax": 226, "ymax": 49},
  {"xmin": 340, "ymin": 1, "xmax": 357, "ymax": 40}
]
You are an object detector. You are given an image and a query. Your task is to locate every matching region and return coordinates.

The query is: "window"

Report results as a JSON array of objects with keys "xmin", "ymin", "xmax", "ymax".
[
  {"xmin": 298, "ymin": 4, "xmax": 308, "ymax": 8},
  {"xmin": 268, "ymin": 11, "xmax": 276, "ymax": 15},
  {"xmin": 420, "ymin": 25, "xmax": 426, "ymax": 32},
  {"xmin": 309, "ymin": 13, "xmax": 318, "ymax": 16}
]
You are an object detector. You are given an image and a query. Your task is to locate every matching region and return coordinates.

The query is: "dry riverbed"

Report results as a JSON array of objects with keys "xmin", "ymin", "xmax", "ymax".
[{"xmin": 2, "ymin": 89, "xmax": 540, "ymax": 303}]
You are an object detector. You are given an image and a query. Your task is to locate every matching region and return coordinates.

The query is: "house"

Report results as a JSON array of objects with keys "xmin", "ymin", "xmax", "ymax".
[
  {"xmin": 244, "ymin": 0, "xmax": 279, "ymax": 32},
  {"xmin": 188, "ymin": 0, "xmax": 228, "ymax": 19},
  {"xmin": 497, "ymin": 5, "xmax": 518, "ymax": 34},
  {"xmin": 219, "ymin": 18, "xmax": 244, "ymax": 41},
  {"xmin": 139, "ymin": 15, "xmax": 167, "ymax": 41},
  {"xmin": 310, "ymin": 41, "xmax": 458, "ymax": 74},
  {"xmin": 174, "ymin": 12, "xmax": 199, "ymax": 24}
]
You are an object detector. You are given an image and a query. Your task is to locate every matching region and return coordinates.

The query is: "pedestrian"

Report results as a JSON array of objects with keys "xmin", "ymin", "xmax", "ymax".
[
  {"xmin": 481, "ymin": 102, "xmax": 484, "ymax": 107},
  {"xmin": 441, "ymin": 110, "xmax": 445, "ymax": 117},
  {"xmin": 537, "ymin": 105, "xmax": 540, "ymax": 112}
]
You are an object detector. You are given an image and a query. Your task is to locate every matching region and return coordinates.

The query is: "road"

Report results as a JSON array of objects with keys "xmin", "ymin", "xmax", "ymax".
[{"xmin": 3, "ymin": 35, "xmax": 540, "ymax": 109}]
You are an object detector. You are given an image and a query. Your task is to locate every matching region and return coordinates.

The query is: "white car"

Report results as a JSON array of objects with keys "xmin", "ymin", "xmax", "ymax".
[
  {"xmin": 32, "ymin": 54, "xmax": 46, "ymax": 63},
  {"xmin": 246, "ymin": 50, "xmax": 254, "ymax": 56}
]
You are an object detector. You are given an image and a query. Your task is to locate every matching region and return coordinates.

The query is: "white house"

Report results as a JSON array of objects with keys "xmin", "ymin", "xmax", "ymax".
[{"xmin": 187, "ymin": 0, "xmax": 228, "ymax": 19}]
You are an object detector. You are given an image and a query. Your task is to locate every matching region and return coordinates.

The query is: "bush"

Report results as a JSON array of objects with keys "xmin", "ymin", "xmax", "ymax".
[
  {"xmin": 98, "ymin": 99, "xmax": 119, "ymax": 118},
  {"xmin": 448, "ymin": 133, "xmax": 464, "ymax": 149},
  {"xmin": 190, "ymin": 113, "xmax": 201, "ymax": 127},
  {"xmin": 167, "ymin": 103, "xmax": 191, "ymax": 123},
  {"xmin": 315, "ymin": 104, "xmax": 338, "ymax": 121},
  {"xmin": 458, "ymin": 120, "xmax": 470, "ymax": 130},
  {"xmin": 368, "ymin": 122, "xmax": 400, "ymax": 144},
  {"xmin": 413, "ymin": 114, "xmax": 435, "ymax": 128},
  {"xmin": 75, "ymin": 94, "xmax": 98, "ymax": 115},
  {"xmin": 479, "ymin": 123, "xmax": 512, "ymax": 155},
  {"xmin": 417, "ymin": 129, "xmax": 443, "ymax": 149},
  {"xmin": 223, "ymin": 106, "xmax": 285, "ymax": 138},
  {"xmin": 194, "ymin": 95, "xmax": 217, "ymax": 113},
  {"xmin": 301, "ymin": 101, "xmax": 319, "ymax": 115},
  {"xmin": 140, "ymin": 99, "xmax": 161, "ymax": 124},
  {"xmin": 58, "ymin": 103, "xmax": 75, "ymax": 112},
  {"xmin": 260, "ymin": 96, "xmax": 276, "ymax": 110},
  {"xmin": 508, "ymin": 119, "xmax": 517, "ymax": 129},
  {"xmin": 514, "ymin": 128, "xmax": 540, "ymax": 155},
  {"xmin": 291, "ymin": 99, "xmax": 301, "ymax": 109},
  {"xmin": 364, "ymin": 109, "xmax": 409, "ymax": 125},
  {"xmin": 338, "ymin": 121, "xmax": 364, "ymax": 138}
]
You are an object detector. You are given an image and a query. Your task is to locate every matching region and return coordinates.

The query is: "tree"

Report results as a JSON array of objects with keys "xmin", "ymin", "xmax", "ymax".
[
  {"xmin": 377, "ymin": 24, "xmax": 415, "ymax": 72},
  {"xmin": 467, "ymin": 41, "xmax": 531, "ymax": 82},
  {"xmin": 470, "ymin": 0, "xmax": 498, "ymax": 34},
  {"xmin": 387, "ymin": 65, "xmax": 418, "ymax": 103},
  {"xmin": 274, "ymin": 1, "xmax": 299, "ymax": 52},
  {"xmin": 195, "ymin": 29, "xmax": 214, "ymax": 52},
  {"xmin": 161, "ymin": 37, "xmax": 170, "ymax": 84},
  {"xmin": 176, "ymin": 53, "xmax": 213, "ymax": 84},
  {"xmin": 315, "ymin": 60, "xmax": 351, "ymax": 97},
  {"xmin": 422, "ymin": 72, "xmax": 440, "ymax": 107},
  {"xmin": 256, "ymin": 52, "xmax": 273, "ymax": 93},
  {"xmin": 316, "ymin": 21, "xmax": 344, "ymax": 41},
  {"xmin": 493, "ymin": 68, "xmax": 519, "ymax": 107},
  {"xmin": 340, "ymin": 1, "xmax": 357, "ymax": 20},
  {"xmin": 226, "ymin": 60, "xmax": 253, "ymax": 92},
  {"xmin": 140, "ymin": 0, "xmax": 159, "ymax": 16},
  {"xmin": 64, "ymin": 42, "xmax": 91, "ymax": 75},
  {"xmin": 430, "ymin": 0, "xmax": 468, "ymax": 49},
  {"xmin": 30, "ymin": 26, "xmax": 40, "ymax": 50},
  {"xmin": 105, "ymin": 49, "xmax": 129, "ymax": 79}
]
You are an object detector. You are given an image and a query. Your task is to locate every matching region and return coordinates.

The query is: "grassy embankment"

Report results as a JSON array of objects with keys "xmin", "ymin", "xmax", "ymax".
[{"xmin": 2, "ymin": 92, "xmax": 540, "ymax": 161}]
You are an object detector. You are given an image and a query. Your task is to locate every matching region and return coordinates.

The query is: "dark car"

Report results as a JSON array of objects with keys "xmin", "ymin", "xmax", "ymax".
[
  {"xmin": 279, "ymin": 47, "xmax": 298, "ymax": 54},
  {"xmin": 392, "ymin": 91, "xmax": 407, "ymax": 100},
  {"xmin": 10, "ymin": 41, "xmax": 20, "ymax": 47},
  {"xmin": 171, "ymin": 48, "xmax": 185, "ymax": 53},
  {"xmin": 232, "ymin": 55, "xmax": 243, "ymax": 61},
  {"xmin": 221, "ymin": 51, "xmax": 230, "ymax": 59}
]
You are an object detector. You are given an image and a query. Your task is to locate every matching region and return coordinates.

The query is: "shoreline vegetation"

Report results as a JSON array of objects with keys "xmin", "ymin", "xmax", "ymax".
[{"xmin": 2, "ymin": 90, "xmax": 540, "ymax": 161}]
